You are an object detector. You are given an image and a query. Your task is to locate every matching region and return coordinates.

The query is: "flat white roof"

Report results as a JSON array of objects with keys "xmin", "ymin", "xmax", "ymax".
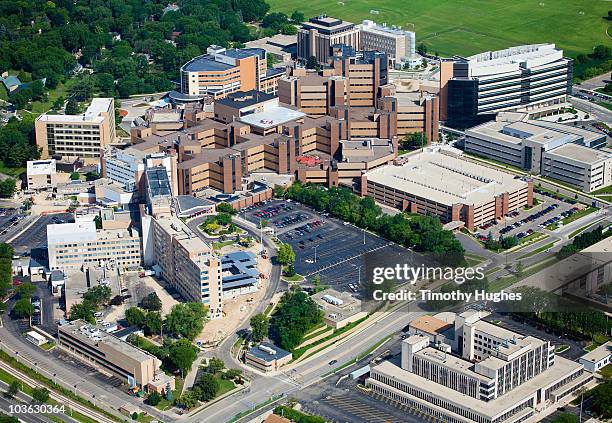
[
  {"xmin": 365, "ymin": 147, "xmax": 528, "ymax": 207},
  {"xmin": 372, "ymin": 354, "xmax": 583, "ymax": 419},
  {"xmin": 26, "ymin": 331, "xmax": 47, "ymax": 342},
  {"xmin": 47, "ymin": 221, "xmax": 97, "ymax": 244},
  {"xmin": 580, "ymin": 341, "xmax": 611, "ymax": 364},
  {"xmin": 239, "ymin": 106, "xmax": 305, "ymax": 129},
  {"xmin": 37, "ymin": 98, "xmax": 112, "ymax": 123},
  {"xmin": 27, "ymin": 159, "xmax": 56, "ymax": 175},
  {"xmin": 545, "ymin": 143, "xmax": 611, "ymax": 165}
]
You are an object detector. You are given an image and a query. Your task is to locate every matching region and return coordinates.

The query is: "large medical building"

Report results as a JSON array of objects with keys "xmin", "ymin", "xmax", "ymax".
[
  {"xmin": 367, "ymin": 311, "xmax": 591, "ymax": 423},
  {"xmin": 362, "ymin": 146, "xmax": 533, "ymax": 230},
  {"xmin": 440, "ymin": 44, "xmax": 572, "ymax": 129},
  {"xmin": 35, "ymin": 98, "xmax": 116, "ymax": 161},
  {"xmin": 465, "ymin": 118, "xmax": 611, "ymax": 192},
  {"xmin": 179, "ymin": 46, "xmax": 284, "ymax": 100},
  {"xmin": 297, "ymin": 16, "xmax": 360, "ymax": 64}
]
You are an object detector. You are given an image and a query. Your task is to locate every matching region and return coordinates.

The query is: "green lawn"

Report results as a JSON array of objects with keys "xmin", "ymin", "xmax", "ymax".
[
  {"xmin": 599, "ymin": 363, "xmax": 612, "ymax": 379},
  {"xmin": 517, "ymin": 242, "xmax": 555, "ymax": 259},
  {"xmin": 154, "ymin": 376, "xmax": 183, "ymax": 411},
  {"xmin": 0, "ymin": 161, "xmax": 26, "ymax": 178},
  {"xmin": 592, "ymin": 185, "xmax": 612, "ymax": 195},
  {"xmin": 562, "ymin": 206, "xmax": 597, "ymax": 225},
  {"xmin": 267, "ymin": 0, "xmax": 610, "ymax": 57},
  {"xmin": 215, "ymin": 373, "xmax": 236, "ymax": 397}
]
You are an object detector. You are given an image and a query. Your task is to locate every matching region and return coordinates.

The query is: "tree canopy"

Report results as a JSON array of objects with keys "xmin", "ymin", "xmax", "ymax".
[
  {"xmin": 269, "ymin": 290, "xmax": 323, "ymax": 351},
  {"xmin": 164, "ymin": 302, "xmax": 208, "ymax": 340}
]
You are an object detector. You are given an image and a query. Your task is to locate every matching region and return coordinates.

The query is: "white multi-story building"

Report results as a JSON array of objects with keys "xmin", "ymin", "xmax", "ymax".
[
  {"xmin": 440, "ymin": 44, "xmax": 573, "ymax": 129},
  {"xmin": 26, "ymin": 159, "xmax": 58, "ymax": 191},
  {"xmin": 47, "ymin": 221, "xmax": 142, "ymax": 270},
  {"xmin": 367, "ymin": 311, "xmax": 592, "ymax": 423},
  {"xmin": 359, "ymin": 20, "xmax": 415, "ymax": 65},
  {"xmin": 464, "ymin": 118, "xmax": 610, "ymax": 192},
  {"xmin": 101, "ymin": 147, "xmax": 178, "ymax": 196}
]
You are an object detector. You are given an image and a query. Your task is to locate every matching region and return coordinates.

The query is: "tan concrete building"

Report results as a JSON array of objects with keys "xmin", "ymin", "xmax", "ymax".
[
  {"xmin": 26, "ymin": 159, "xmax": 58, "ymax": 191},
  {"xmin": 142, "ymin": 213, "xmax": 223, "ymax": 318},
  {"xmin": 58, "ymin": 319, "xmax": 175, "ymax": 390},
  {"xmin": 245, "ymin": 342, "xmax": 292, "ymax": 372},
  {"xmin": 35, "ymin": 98, "xmax": 116, "ymax": 161},
  {"xmin": 362, "ymin": 146, "xmax": 533, "ymax": 230},
  {"xmin": 297, "ymin": 16, "xmax": 360, "ymax": 64},
  {"xmin": 180, "ymin": 46, "xmax": 284, "ymax": 100}
]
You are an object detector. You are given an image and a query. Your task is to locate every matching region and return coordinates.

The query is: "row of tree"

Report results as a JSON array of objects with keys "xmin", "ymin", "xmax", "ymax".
[
  {"xmin": 284, "ymin": 182, "xmax": 465, "ymax": 266},
  {"xmin": 557, "ymin": 225, "xmax": 610, "ymax": 259}
]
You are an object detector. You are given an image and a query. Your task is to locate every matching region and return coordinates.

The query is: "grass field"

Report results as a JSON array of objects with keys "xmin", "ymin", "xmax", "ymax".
[{"xmin": 268, "ymin": 0, "xmax": 611, "ymax": 57}]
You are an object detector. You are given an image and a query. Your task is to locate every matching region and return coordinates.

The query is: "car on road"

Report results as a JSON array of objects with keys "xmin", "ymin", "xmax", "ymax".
[{"xmin": 329, "ymin": 360, "xmax": 338, "ymax": 365}]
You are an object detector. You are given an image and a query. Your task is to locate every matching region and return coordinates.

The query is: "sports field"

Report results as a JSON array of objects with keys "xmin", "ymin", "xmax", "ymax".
[{"xmin": 268, "ymin": 0, "xmax": 611, "ymax": 57}]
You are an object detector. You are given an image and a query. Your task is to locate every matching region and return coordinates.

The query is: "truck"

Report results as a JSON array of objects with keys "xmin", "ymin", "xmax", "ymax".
[{"xmin": 139, "ymin": 269, "xmax": 156, "ymax": 277}]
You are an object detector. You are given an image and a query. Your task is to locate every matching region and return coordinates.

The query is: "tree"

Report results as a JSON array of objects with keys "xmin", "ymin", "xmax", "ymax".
[
  {"xmin": 83, "ymin": 285, "xmax": 111, "ymax": 308},
  {"xmin": 290, "ymin": 11, "xmax": 305, "ymax": 23},
  {"xmin": 141, "ymin": 292, "xmax": 162, "ymax": 311},
  {"xmin": 250, "ymin": 313, "xmax": 269, "ymax": 342},
  {"xmin": 69, "ymin": 301, "xmax": 95, "ymax": 323},
  {"xmin": 417, "ymin": 43, "xmax": 428, "ymax": 56},
  {"xmin": 269, "ymin": 290, "xmax": 323, "ymax": 351},
  {"xmin": 12, "ymin": 298, "xmax": 34, "ymax": 319},
  {"xmin": 164, "ymin": 302, "xmax": 208, "ymax": 340},
  {"xmin": 194, "ymin": 372, "xmax": 219, "ymax": 402},
  {"xmin": 592, "ymin": 381, "xmax": 612, "ymax": 419},
  {"xmin": 143, "ymin": 311, "xmax": 162, "ymax": 336},
  {"xmin": 6, "ymin": 381, "xmax": 19, "ymax": 398},
  {"xmin": 0, "ymin": 179, "xmax": 16, "ymax": 198},
  {"xmin": 85, "ymin": 171, "xmax": 100, "ymax": 181},
  {"xmin": 306, "ymin": 56, "xmax": 318, "ymax": 70},
  {"xmin": 168, "ymin": 339, "xmax": 198, "ymax": 377},
  {"xmin": 70, "ymin": 172, "xmax": 80, "ymax": 180},
  {"xmin": 31, "ymin": 387, "xmax": 49, "ymax": 403},
  {"xmin": 16, "ymin": 282, "xmax": 36, "ymax": 298},
  {"xmin": 400, "ymin": 132, "xmax": 425, "ymax": 150},
  {"xmin": 147, "ymin": 391, "xmax": 162, "ymax": 406},
  {"xmin": 165, "ymin": 382, "xmax": 173, "ymax": 402},
  {"xmin": 277, "ymin": 243, "xmax": 295, "ymax": 265},
  {"xmin": 206, "ymin": 357, "xmax": 225, "ymax": 374},
  {"xmin": 176, "ymin": 391, "xmax": 199, "ymax": 409},
  {"xmin": 125, "ymin": 307, "xmax": 146, "ymax": 328},
  {"xmin": 216, "ymin": 203, "xmax": 237, "ymax": 215},
  {"xmin": 223, "ymin": 368, "xmax": 242, "ymax": 381},
  {"xmin": 65, "ymin": 98, "xmax": 79, "ymax": 115}
]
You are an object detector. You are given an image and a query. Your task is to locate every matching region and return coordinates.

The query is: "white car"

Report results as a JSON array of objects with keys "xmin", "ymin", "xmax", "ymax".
[
  {"xmin": 95, "ymin": 319, "xmax": 104, "ymax": 324},
  {"xmin": 94, "ymin": 312, "xmax": 103, "ymax": 318}
]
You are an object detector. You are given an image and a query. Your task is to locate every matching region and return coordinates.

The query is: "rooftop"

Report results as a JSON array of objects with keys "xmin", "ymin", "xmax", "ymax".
[
  {"xmin": 580, "ymin": 341, "xmax": 611, "ymax": 363},
  {"xmin": 37, "ymin": 98, "xmax": 113, "ymax": 123},
  {"xmin": 246, "ymin": 342, "xmax": 291, "ymax": 362},
  {"xmin": 27, "ymin": 159, "xmax": 56, "ymax": 175},
  {"xmin": 545, "ymin": 143, "xmax": 611, "ymax": 165},
  {"xmin": 47, "ymin": 221, "xmax": 97, "ymax": 244},
  {"xmin": 238, "ymin": 106, "xmax": 305, "ymax": 129},
  {"xmin": 373, "ymin": 354, "xmax": 584, "ymax": 419},
  {"xmin": 410, "ymin": 315, "xmax": 453, "ymax": 335},
  {"xmin": 59, "ymin": 319, "xmax": 154, "ymax": 363},
  {"xmin": 216, "ymin": 90, "xmax": 276, "ymax": 109},
  {"xmin": 146, "ymin": 167, "xmax": 172, "ymax": 198},
  {"xmin": 365, "ymin": 147, "xmax": 528, "ymax": 207}
]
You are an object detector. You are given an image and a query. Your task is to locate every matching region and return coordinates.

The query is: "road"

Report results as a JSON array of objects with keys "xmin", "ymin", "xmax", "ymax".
[
  {"xmin": 569, "ymin": 96, "xmax": 612, "ymax": 124},
  {"xmin": 184, "ymin": 214, "xmax": 282, "ymax": 386},
  {"xmin": 575, "ymin": 73, "xmax": 610, "ymax": 91},
  {"xmin": 0, "ymin": 379, "xmax": 78, "ymax": 423},
  {"xmin": 187, "ymin": 301, "xmax": 425, "ymax": 423}
]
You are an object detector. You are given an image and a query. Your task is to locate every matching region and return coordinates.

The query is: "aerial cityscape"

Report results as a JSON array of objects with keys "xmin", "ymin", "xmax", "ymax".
[{"xmin": 0, "ymin": 1, "xmax": 610, "ymax": 423}]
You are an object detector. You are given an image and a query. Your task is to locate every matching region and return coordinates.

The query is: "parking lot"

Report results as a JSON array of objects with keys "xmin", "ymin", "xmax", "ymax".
[
  {"xmin": 242, "ymin": 200, "xmax": 418, "ymax": 293},
  {"xmin": 9, "ymin": 213, "xmax": 74, "ymax": 255},
  {"xmin": 474, "ymin": 194, "xmax": 578, "ymax": 240}
]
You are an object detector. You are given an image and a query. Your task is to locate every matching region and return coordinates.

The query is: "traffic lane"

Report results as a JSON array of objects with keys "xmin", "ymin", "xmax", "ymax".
[{"xmin": 0, "ymin": 395, "xmax": 54, "ymax": 423}]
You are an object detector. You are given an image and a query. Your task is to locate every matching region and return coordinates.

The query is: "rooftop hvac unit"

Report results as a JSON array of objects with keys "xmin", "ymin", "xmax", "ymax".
[
  {"xmin": 258, "ymin": 345, "xmax": 277, "ymax": 355},
  {"xmin": 322, "ymin": 294, "xmax": 344, "ymax": 306}
]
